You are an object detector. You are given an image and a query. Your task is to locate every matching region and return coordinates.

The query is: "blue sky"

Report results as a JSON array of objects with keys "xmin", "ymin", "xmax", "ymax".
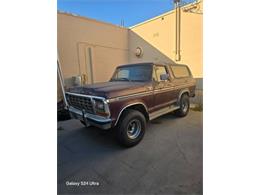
[{"xmin": 57, "ymin": 0, "xmax": 196, "ymax": 27}]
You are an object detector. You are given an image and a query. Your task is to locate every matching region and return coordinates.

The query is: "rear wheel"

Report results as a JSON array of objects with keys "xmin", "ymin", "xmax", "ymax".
[
  {"xmin": 116, "ymin": 109, "xmax": 146, "ymax": 147},
  {"xmin": 175, "ymin": 93, "xmax": 190, "ymax": 117}
]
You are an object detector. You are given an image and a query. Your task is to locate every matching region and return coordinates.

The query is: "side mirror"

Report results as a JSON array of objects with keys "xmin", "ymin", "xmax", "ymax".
[{"xmin": 160, "ymin": 74, "xmax": 169, "ymax": 81}]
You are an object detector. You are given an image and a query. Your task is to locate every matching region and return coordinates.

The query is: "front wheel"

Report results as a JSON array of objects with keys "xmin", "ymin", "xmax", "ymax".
[
  {"xmin": 175, "ymin": 93, "xmax": 190, "ymax": 117},
  {"xmin": 116, "ymin": 109, "xmax": 146, "ymax": 147}
]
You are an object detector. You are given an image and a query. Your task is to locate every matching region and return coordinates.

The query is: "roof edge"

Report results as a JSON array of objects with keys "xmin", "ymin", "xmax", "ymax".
[
  {"xmin": 129, "ymin": 9, "xmax": 174, "ymax": 29},
  {"xmin": 58, "ymin": 11, "xmax": 128, "ymax": 30},
  {"xmin": 129, "ymin": 1, "xmax": 199, "ymax": 29}
]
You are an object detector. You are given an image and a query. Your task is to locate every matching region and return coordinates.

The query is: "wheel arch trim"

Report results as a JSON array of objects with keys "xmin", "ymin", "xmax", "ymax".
[
  {"xmin": 114, "ymin": 102, "xmax": 148, "ymax": 126},
  {"xmin": 178, "ymin": 89, "xmax": 190, "ymax": 103}
]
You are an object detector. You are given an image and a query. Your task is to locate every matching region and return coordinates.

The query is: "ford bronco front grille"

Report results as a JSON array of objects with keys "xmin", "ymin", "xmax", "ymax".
[{"xmin": 66, "ymin": 93, "xmax": 94, "ymax": 114}]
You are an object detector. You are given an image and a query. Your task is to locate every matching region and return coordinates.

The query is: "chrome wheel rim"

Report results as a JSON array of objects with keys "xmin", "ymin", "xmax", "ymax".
[
  {"xmin": 127, "ymin": 119, "xmax": 141, "ymax": 139},
  {"xmin": 182, "ymin": 99, "xmax": 189, "ymax": 113}
]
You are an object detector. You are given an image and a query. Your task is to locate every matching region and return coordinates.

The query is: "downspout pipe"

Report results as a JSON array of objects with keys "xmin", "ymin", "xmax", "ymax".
[
  {"xmin": 178, "ymin": 3, "xmax": 181, "ymax": 61},
  {"xmin": 175, "ymin": 0, "xmax": 178, "ymax": 60},
  {"xmin": 174, "ymin": 0, "xmax": 181, "ymax": 61}
]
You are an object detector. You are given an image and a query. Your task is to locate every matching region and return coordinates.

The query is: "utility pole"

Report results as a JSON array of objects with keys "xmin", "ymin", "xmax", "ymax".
[
  {"xmin": 174, "ymin": 0, "xmax": 181, "ymax": 61},
  {"xmin": 120, "ymin": 19, "xmax": 125, "ymax": 27}
]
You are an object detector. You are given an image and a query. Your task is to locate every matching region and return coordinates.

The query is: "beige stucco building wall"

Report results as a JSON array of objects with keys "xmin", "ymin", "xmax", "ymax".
[
  {"xmin": 58, "ymin": 0, "xmax": 203, "ymax": 97},
  {"xmin": 58, "ymin": 13, "xmax": 129, "ymax": 86},
  {"xmin": 129, "ymin": 1, "xmax": 203, "ymax": 80}
]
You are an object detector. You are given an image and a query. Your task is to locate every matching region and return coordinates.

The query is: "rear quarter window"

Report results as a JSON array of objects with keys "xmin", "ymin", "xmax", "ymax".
[{"xmin": 171, "ymin": 66, "xmax": 190, "ymax": 78}]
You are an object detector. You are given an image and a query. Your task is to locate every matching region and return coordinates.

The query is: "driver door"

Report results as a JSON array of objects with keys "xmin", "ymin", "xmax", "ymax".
[{"xmin": 152, "ymin": 65, "xmax": 174, "ymax": 112}]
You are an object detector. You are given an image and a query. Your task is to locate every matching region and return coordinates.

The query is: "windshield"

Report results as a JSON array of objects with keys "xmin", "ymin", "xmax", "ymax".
[{"xmin": 111, "ymin": 64, "xmax": 152, "ymax": 82}]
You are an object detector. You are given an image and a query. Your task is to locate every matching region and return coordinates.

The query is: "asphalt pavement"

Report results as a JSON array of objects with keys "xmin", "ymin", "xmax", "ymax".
[{"xmin": 58, "ymin": 110, "xmax": 203, "ymax": 195}]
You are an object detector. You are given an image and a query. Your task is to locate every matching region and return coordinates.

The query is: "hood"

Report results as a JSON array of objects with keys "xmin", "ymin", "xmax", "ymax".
[{"xmin": 67, "ymin": 81, "xmax": 150, "ymax": 99}]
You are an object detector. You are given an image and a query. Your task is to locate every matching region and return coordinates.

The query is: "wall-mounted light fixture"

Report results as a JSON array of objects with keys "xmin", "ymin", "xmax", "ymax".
[{"xmin": 135, "ymin": 47, "xmax": 143, "ymax": 57}]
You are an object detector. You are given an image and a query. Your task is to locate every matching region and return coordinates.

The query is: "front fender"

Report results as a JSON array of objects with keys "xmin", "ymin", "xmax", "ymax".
[{"xmin": 109, "ymin": 99, "xmax": 148, "ymax": 127}]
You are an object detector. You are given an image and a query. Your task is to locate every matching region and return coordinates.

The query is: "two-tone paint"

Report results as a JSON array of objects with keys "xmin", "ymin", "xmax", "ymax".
[{"xmin": 66, "ymin": 62, "xmax": 196, "ymax": 129}]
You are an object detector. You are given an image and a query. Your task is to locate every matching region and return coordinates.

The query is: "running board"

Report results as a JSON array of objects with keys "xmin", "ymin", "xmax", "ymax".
[{"xmin": 149, "ymin": 105, "xmax": 180, "ymax": 121}]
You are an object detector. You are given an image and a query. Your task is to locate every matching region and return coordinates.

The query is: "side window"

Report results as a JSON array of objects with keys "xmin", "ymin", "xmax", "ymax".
[
  {"xmin": 171, "ymin": 66, "xmax": 190, "ymax": 78},
  {"xmin": 154, "ymin": 66, "xmax": 168, "ymax": 82}
]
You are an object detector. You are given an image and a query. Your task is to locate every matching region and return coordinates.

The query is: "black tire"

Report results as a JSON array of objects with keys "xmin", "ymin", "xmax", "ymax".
[
  {"xmin": 175, "ymin": 93, "xmax": 190, "ymax": 117},
  {"xmin": 57, "ymin": 109, "xmax": 71, "ymax": 121},
  {"xmin": 80, "ymin": 120, "xmax": 86, "ymax": 126},
  {"xmin": 116, "ymin": 109, "xmax": 146, "ymax": 147}
]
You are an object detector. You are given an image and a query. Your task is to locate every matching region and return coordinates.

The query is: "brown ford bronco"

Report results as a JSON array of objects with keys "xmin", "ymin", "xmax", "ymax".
[{"xmin": 65, "ymin": 62, "xmax": 196, "ymax": 147}]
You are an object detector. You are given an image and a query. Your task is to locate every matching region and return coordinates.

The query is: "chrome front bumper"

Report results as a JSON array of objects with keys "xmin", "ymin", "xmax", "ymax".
[{"xmin": 68, "ymin": 106, "xmax": 112, "ymax": 130}]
